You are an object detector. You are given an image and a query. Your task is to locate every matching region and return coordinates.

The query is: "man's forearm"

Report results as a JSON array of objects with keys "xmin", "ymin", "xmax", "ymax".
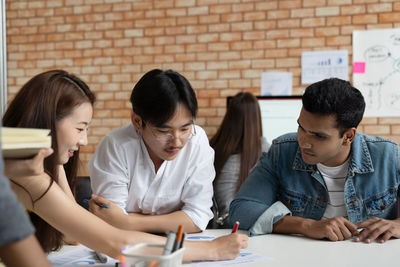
[
  {"xmin": 272, "ymin": 215, "xmax": 313, "ymax": 235},
  {"xmin": 121, "ymin": 211, "xmax": 201, "ymax": 233}
]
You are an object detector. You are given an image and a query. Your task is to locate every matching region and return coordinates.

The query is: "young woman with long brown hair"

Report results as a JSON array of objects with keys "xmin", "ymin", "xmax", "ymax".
[
  {"xmin": 3, "ymin": 70, "xmax": 248, "ymax": 261},
  {"xmin": 210, "ymin": 92, "xmax": 270, "ymax": 227}
]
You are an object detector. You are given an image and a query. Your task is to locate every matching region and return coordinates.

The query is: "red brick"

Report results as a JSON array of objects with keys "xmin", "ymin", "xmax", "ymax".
[
  {"xmin": 267, "ymin": 29, "xmax": 290, "ymax": 39},
  {"xmin": 302, "ymin": 18, "xmax": 326, "ymax": 27},
  {"xmin": 315, "ymin": 27, "xmax": 339, "ymax": 36},
  {"xmin": 231, "ymin": 41, "xmax": 252, "ymax": 51},
  {"xmin": 244, "ymin": 11, "xmax": 266, "ymax": 21},
  {"xmin": 290, "ymin": 28, "xmax": 314, "ymax": 37},
  {"xmin": 254, "ymin": 20, "xmax": 277, "ymax": 30},
  {"xmin": 221, "ymin": 13, "xmax": 243, "ymax": 23},
  {"xmin": 279, "ymin": 0, "xmax": 302, "ymax": 9},
  {"xmin": 303, "ymin": 0, "xmax": 327, "ymax": 7},
  {"xmin": 276, "ymin": 58, "xmax": 299, "ymax": 67},
  {"xmin": 277, "ymin": 38, "xmax": 300, "ymax": 48},
  {"xmin": 316, "ymin": 6, "xmax": 340, "ymax": 16},
  {"xmin": 252, "ymin": 59, "xmax": 275, "ymax": 68},
  {"xmin": 327, "ymin": 16, "xmax": 351, "ymax": 25},
  {"xmin": 255, "ymin": 2, "xmax": 278, "ymax": 11},
  {"xmin": 210, "ymin": 4, "xmax": 231, "ymax": 14},
  {"xmin": 291, "ymin": 8, "xmax": 314, "ymax": 18},
  {"xmin": 268, "ymin": 10, "xmax": 290, "ymax": 19},
  {"xmin": 353, "ymin": 14, "xmax": 378, "ymax": 24},
  {"xmin": 379, "ymin": 12, "xmax": 400, "ymax": 23},
  {"xmin": 302, "ymin": 37, "xmax": 325, "ymax": 47}
]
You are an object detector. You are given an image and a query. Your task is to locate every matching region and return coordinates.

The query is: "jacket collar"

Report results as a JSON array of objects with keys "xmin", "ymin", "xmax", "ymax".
[{"xmin": 292, "ymin": 133, "xmax": 374, "ymax": 176}]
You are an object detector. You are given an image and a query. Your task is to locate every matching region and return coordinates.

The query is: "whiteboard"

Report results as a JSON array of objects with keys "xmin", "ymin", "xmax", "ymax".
[
  {"xmin": 353, "ymin": 28, "xmax": 400, "ymax": 117},
  {"xmin": 226, "ymin": 96, "xmax": 303, "ymax": 144},
  {"xmin": 258, "ymin": 96, "xmax": 302, "ymax": 143}
]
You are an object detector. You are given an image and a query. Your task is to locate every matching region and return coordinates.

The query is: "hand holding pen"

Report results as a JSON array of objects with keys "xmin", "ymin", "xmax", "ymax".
[{"xmin": 83, "ymin": 198, "xmax": 109, "ymax": 209}]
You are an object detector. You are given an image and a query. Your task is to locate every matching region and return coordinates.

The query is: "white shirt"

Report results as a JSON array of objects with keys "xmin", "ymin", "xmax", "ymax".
[
  {"xmin": 317, "ymin": 159, "xmax": 349, "ymax": 220},
  {"xmin": 88, "ymin": 124, "xmax": 215, "ymax": 230}
]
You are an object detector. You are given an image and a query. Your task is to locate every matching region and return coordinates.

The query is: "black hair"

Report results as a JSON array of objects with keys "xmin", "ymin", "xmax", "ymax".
[
  {"xmin": 302, "ymin": 78, "xmax": 365, "ymax": 137},
  {"xmin": 130, "ymin": 69, "xmax": 198, "ymax": 126}
]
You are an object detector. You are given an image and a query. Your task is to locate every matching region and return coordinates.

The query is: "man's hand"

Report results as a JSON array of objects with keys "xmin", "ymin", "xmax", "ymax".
[
  {"xmin": 303, "ymin": 216, "xmax": 359, "ymax": 241},
  {"xmin": 88, "ymin": 194, "xmax": 126, "ymax": 227},
  {"xmin": 355, "ymin": 217, "xmax": 400, "ymax": 243},
  {"xmin": 4, "ymin": 148, "xmax": 53, "ymax": 179}
]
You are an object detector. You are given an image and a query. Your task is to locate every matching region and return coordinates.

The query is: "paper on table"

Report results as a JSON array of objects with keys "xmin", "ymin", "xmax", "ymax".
[
  {"xmin": 190, "ymin": 250, "xmax": 274, "ymax": 266},
  {"xmin": 48, "ymin": 245, "xmax": 118, "ymax": 266}
]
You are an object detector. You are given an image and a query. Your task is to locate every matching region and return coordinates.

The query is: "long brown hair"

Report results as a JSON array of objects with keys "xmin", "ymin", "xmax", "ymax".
[
  {"xmin": 3, "ymin": 69, "xmax": 95, "ymax": 252},
  {"xmin": 210, "ymin": 92, "xmax": 262, "ymax": 192}
]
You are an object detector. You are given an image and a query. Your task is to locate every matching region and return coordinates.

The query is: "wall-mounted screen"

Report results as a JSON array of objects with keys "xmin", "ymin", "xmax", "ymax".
[
  {"xmin": 257, "ymin": 96, "xmax": 303, "ymax": 143},
  {"xmin": 227, "ymin": 95, "xmax": 303, "ymax": 144}
]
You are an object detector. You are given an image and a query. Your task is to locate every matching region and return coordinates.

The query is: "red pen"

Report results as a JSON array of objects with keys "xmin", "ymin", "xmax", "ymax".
[{"xmin": 232, "ymin": 221, "xmax": 240, "ymax": 233}]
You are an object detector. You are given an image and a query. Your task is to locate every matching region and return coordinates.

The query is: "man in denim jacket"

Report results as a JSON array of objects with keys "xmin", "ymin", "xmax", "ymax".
[{"xmin": 230, "ymin": 78, "xmax": 400, "ymax": 243}]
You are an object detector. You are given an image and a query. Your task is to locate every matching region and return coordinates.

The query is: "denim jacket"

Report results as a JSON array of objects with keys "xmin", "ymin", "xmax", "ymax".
[{"xmin": 229, "ymin": 133, "xmax": 400, "ymax": 235}]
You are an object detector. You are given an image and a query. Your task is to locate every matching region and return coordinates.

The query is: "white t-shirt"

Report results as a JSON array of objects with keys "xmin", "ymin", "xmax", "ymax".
[
  {"xmin": 88, "ymin": 124, "xmax": 215, "ymax": 230},
  {"xmin": 317, "ymin": 159, "xmax": 349, "ymax": 220}
]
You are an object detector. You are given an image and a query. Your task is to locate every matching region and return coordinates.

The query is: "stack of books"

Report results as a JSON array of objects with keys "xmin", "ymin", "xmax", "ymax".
[{"xmin": 1, "ymin": 127, "xmax": 51, "ymax": 158}]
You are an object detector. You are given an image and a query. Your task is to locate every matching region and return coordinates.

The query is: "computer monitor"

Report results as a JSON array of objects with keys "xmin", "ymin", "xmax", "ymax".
[{"xmin": 227, "ymin": 95, "xmax": 303, "ymax": 144}]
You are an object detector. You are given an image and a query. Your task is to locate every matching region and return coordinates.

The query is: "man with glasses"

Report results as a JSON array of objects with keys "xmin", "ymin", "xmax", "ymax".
[{"xmin": 88, "ymin": 69, "xmax": 215, "ymax": 233}]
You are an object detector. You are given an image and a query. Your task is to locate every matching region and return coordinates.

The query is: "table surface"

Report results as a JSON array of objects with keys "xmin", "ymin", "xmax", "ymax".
[
  {"xmin": 49, "ymin": 229, "xmax": 400, "ymax": 267},
  {"xmin": 184, "ymin": 229, "xmax": 400, "ymax": 267}
]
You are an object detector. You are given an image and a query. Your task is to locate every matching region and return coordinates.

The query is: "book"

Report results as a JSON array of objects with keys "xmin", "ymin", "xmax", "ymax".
[{"xmin": 1, "ymin": 127, "xmax": 52, "ymax": 159}]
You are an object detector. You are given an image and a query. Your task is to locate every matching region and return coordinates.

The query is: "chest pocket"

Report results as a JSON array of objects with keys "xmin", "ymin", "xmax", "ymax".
[
  {"xmin": 364, "ymin": 188, "xmax": 397, "ymax": 217},
  {"xmin": 279, "ymin": 189, "xmax": 309, "ymax": 215}
]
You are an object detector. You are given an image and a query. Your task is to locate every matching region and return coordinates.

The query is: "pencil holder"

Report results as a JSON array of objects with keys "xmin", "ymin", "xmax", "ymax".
[{"xmin": 121, "ymin": 243, "xmax": 184, "ymax": 267}]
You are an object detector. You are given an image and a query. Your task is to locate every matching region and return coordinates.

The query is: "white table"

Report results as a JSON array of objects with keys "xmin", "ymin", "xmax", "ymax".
[
  {"xmin": 184, "ymin": 229, "xmax": 400, "ymax": 267},
  {"xmin": 50, "ymin": 229, "xmax": 400, "ymax": 267}
]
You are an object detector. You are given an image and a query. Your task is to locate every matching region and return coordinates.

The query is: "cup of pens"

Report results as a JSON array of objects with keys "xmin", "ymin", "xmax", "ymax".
[
  {"xmin": 122, "ymin": 225, "xmax": 185, "ymax": 267},
  {"xmin": 121, "ymin": 243, "xmax": 184, "ymax": 267}
]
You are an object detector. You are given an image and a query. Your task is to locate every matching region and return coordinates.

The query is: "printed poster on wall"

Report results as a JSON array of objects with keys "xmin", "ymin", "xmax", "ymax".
[
  {"xmin": 353, "ymin": 28, "xmax": 400, "ymax": 117},
  {"xmin": 301, "ymin": 50, "xmax": 348, "ymax": 84},
  {"xmin": 260, "ymin": 72, "xmax": 292, "ymax": 96}
]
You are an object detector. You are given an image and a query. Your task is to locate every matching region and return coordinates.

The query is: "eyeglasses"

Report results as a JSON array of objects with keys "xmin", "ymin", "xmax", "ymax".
[{"xmin": 145, "ymin": 122, "xmax": 196, "ymax": 144}]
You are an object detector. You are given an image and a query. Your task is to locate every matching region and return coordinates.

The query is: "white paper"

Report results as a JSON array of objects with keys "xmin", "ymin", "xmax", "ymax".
[
  {"xmin": 353, "ymin": 28, "xmax": 400, "ymax": 117},
  {"xmin": 301, "ymin": 50, "xmax": 348, "ymax": 84},
  {"xmin": 189, "ymin": 250, "xmax": 274, "ymax": 266},
  {"xmin": 48, "ymin": 246, "xmax": 118, "ymax": 266},
  {"xmin": 260, "ymin": 72, "xmax": 292, "ymax": 96}
]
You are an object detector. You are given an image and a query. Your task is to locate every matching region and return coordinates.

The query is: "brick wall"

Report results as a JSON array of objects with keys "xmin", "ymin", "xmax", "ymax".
[{"xmin": 5, "ymin": 0, "xmax": 400, "ymax": 175}]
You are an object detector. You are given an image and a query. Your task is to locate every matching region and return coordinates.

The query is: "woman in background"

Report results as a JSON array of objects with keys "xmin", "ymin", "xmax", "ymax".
[
  {"xmin": 3, "ymin": 70, "xmax": 247, "ymax": 260},
  {"xmin": 210, "ymin": 92, "xmax": 270, "ymax": 227}
]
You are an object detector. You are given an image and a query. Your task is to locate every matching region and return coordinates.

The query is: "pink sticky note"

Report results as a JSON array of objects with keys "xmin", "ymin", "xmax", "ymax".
[{"xmin": 353, "ymin": 62, "xmax": 366, "ymax": 73}]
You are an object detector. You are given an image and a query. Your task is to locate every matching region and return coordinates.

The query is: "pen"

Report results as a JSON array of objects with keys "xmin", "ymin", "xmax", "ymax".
[
  {"xmin": 118, "ymin": 255, "xmax": 125, "ymax": 267},
  {"xmin": 163, "ymin": 231, "xmax": 176, "ymax": 255},
  {"xmin": 93, "ymin": 250, "xmax": 108, "ymax": 263},
  {"xmin": 232, "ymin": 221, "xmax": 240, "ymax": 233},
  {"xmin": 83, "ymin": 198, "xmax": 109, "ymax": 209},
  {"xmin": 172, "ymin": 225, "xmax": 184, "ymax": 252},
  {"xmin": 179, "ymin": 232, "xmax": 186, "ymax": 249}
]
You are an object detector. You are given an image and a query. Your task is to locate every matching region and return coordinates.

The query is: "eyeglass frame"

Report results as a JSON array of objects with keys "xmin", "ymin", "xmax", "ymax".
[{"xmin": 142, "ymin": 120, "xmax": 197, "ymax": 144}]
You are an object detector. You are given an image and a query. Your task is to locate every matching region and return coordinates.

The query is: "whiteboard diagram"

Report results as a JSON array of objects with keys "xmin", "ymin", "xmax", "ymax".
[{"xmin": 353, "ymin": 28, "xmax": 400, "ymax": 117}]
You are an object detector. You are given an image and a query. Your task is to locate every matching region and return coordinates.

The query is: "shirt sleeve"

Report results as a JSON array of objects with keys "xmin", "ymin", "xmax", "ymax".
[
  {"xmin": 0, "ymin": 155, "xmax": 35, "ymax": 246},
  {"xmin": 214, "ymin": 155, "xmax": 240, "ymax": 217},
  {"xmin": 88, "ymin": 135, "xmax": 130, "ymax": 212},
  {"xmin": 180, "ymin": 128, "xmax": 215, "ymax": 230},
  {"xmin": 229, "ymin": 144, "xmax": 288, "ymax": 233}
]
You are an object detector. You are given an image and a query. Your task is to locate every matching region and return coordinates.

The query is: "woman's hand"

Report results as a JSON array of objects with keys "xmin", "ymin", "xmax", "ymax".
[
  {"xmin": 4, "ymin": 148, "xmax": 53, "ymax": 178},
  {"xmin": 5, "ymin": 148, "xmax": 54, "ymax": 209},
  {"xmin": 209, "ymin": 233, "xmax": 248, "ymax": 260}
]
